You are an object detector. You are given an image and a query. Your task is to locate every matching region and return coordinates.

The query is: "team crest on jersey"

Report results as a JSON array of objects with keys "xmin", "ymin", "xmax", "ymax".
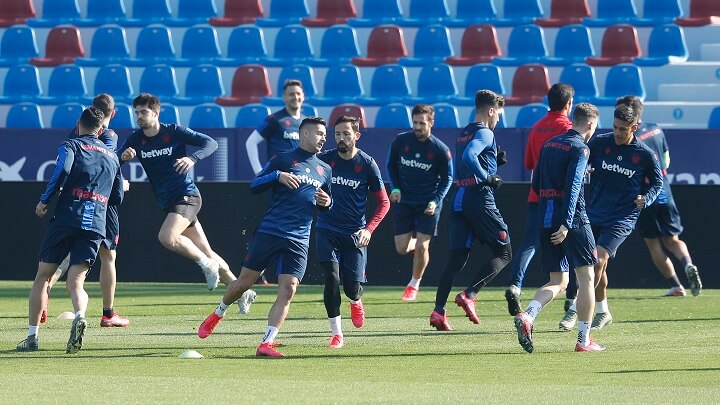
[
  {"xmin": 316, "ymin": 165, "xmax": 325, "ymax": 176},
  {"xmin": 632, "ymin": 154, "xmax": 640, "ymax": 164},
  {"xmin": 292, "ymin": 160, "xmax": 299, "ymax": 167},
  {"xmin": 284, "ymin": 119, "xmax": 292, "ymax": 127},
  {"xmin": 427, "ymin": 151, "xmax": 435, "ymax": 159},
  {"xmin": 404, "ymin": 145, "xmax": 410, "ymax": 152},
  {"xmin": 141, "ymin": 139, "xmax": 147, "ymax": 146},
  {"xmin": 355, "ymin": 164, "xmax": 363, "ymax": 173},
  {"xmin": 162, "ymin": 134, "xmax": 171, "ymax": 144},
  {"xmin": 605, "ymin": 147, "xmax": 610, "ymax": 154}
]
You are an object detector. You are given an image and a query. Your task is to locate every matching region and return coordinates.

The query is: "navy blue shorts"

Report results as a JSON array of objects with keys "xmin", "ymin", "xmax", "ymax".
[
  {"xmin": 449, "ymin": 187, "xmax": 510, "ymax": 250},
  {"xmin": 164, "ymin": 194, "xmax": 201, "ymax": 226},
  {"xmin": 102, "ymin": 205, "xmax": 120, "ymax": 250},
  {"xmin": 592, "ymin": 223, "xmax": 633, "ymax": 259},
  {"xmin": 392, "ymin": 202, "xmax": 441, "ymax": 236},
  {"xmin": 636, "ymin": 201, "xmax": 684, "ymax": 238},
  {"xmin": 316, "ymin": 228, "xmax": 367, "ymax": 283},
  {"xmin": 243, "ymin": 232, "xmax": 309, "ymax": 281},
  {"xmin": 39, "ymin": 224, "xmax": 102, "ymax": 266},
  {"xmin": 539, "ymin": 225, "xmax": 598, "ymax": 273}
]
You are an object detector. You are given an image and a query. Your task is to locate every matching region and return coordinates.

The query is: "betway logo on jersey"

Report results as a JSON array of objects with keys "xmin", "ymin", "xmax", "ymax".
[
  {"xmin": 284, "ymin": 131, "xmax": 299, "ymax": 140},
  {"xmin": 141, "ymin": 147, "xmax": 173, "ymax": 159},
  {"xmin": 297, "ymin": 174, "xmax": 322, "ymax": 188},
  {"xmin": 332, "ymin": 176, "xmax": 360, "ymax": 189},
  {"xmin": 400, "ymin": 156, "xmax": 432, "ymax": 171},
  {"xmin": 601, "ymin": 160, "xmax": 636, "ymax": 178}
]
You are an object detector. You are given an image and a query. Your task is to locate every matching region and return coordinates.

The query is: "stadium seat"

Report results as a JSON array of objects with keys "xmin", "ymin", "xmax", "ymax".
[
  {"xmin": 584, "ymin": 0, "xmax": 638, "ymax": 27},
  {"xmin": 215, "ymin": 65, "xmax": 271, "ymax": 106},
  {"xmin": 167, "ymin": 0, "xmax": 219, "ymax": 26},
  {"xmin": 209, "ymin": 0, "xmax": 263, "ymax": 26},
  {"xmin": 328, "ymin": 104, "xmax": 367, "ymax": 128},
  {"xmin": 174, "ymin": 25, "xmax": 222, "ymax": 66},
  {"xmin": 0, "ymin": 25, "xmax": 39, "ymax": 66},
  {"xmin": 0, "ymin": 64, "xmax": 41, "ymax": 104},
  {"xmin": 30, "ymin": 26, "xmax": 84, "ymax": 67},
  {"xmin": 262, "ymin": 24, "xmax": 314, "ymax": 66},
  {"xmin": 450, "ymin": 64, "xmax": 505, "ymax": 106},
  {"xmin": 349, "ymin": 0, "xmax": 402, "ymax": 27},
  {"xmin": 375, "ymin": 104, "xmax": 411, "ymax": 128},
  {"xmin": 110, "ymin": 103, "xmax": 135, "ymax": 128},
  {"xmin": 124, "ymin": 0, "xmax": 172, "ymax": 26},
  {"xmin": 76, "ymin": 0, "xmax": 126, "ymax": 26},
  {"xmin": 262, "ymin": 64, "xmax": 317, "ymax": 105},
  {"xmin": 0, "ymin": 0, "xmax": 35, "ymax": 27},
  {"xmin": 593, "ymin": 63, "xmax": 645, "ymax": 105},
  {"xmin": 446, "ymin": 24, "xmax": 501, "ymax": 66},
  {"xmin": 189, "ymin": 105, "xmax": 227, "ymax": 128},
  {"xmin": 586, "ymin": 25, "xmax": 641, "ymax": 66},
  {"xmin": 494, "ymin": 0, "xmax": 543, "ymax": 26},
  {"xmin": 504, "ymin": 64, "xmax": 550, "ymax": 105},
  {"xmin": 405, "ymin": 63, "xmax": 458, "ymax": 104},
  {"xmin": 543, "ymin": 24, "xmax": 595, "ymax": 66},
  {"xmin": 124, "ymin": 25, "xmax": 176, "ymax": 66},
  {"xmin": 28, "ymin": 0, "xmax": 80, "ymax": 27},
  {"xmin": 433, "ymin": 104, "xmax": 460, "ymax": 128},
  {"xmin": 445, "ymin": 0, "xmax": 496, "ymax": 27},
  {"xmin": 399, "ymin": 24, "xmax": 453, "ymax": 66},
  {"xmin": 302, "ymin": 105, "xmax": 318, "ymax": 116},
  {"xmin": 676, "ymin": 0, "xmax": 720, "ymax": 26},
  {"xmin": 635, "ymin": 25, "xmax": 688, "ymax": 66},
  {"xmin": 160, "ymin": 104, "xmax": 180, "ymax": 125},
  {"xmin": 5, "ymin": 102, "xmax": 43, "ymax": 128},
  {"xmin": 51, "ymin": 102, "xmax": 84, "ymax": 128},
  {"xmin": 235, "ymin": 103, "xmax": 271, "ymax": 127},
  {"xmin": 494, "ymin": 24, "xmax": 549, "ymax": 66},
  {"xmin": 139, "ymin": 65, "xmax": 179, "ymax": 100},
  {"xmin": 255, "ymin": 0, "xmax": 309, "ymax": 26},
  {"xmin": 399, "ymin": 0, "xmax": 450, "ymax": 26},
  {"xmin": 536, "ymin": 0, "xmax": 590, "ymax": 27},
  {"xmin": 172, "ymin": 64, "xmax": 225, "ymax": 105},
  {"xmin": 311, "ymin": 24, "xmax": 360, "ymax": 66},
  {"xmin": 515, "ymin": 103, "xmax": 548, "ymax": 127},
  {"xmin": 75, "ymin": 25, "xmax": 130, "ymax": 66},
  {"xmin": 358, "ymin": 64, "xmax": 411, "ymax": 105},
  {"xmin": 631, "ymin": 0, "xmax": 683, "ymax": 26},
  {"xmin": 308, "ymin": 64, "xmax": 364, "ymax": 106},
  {"xmin": 38, "ymin": 64, "xmax": 88, "ymax": 105},
  {"xmin": 90, "ymin": 64, "xmax": 133, "ymax": 104},
  {"xmin": 708, "ymin": 106, "xmax": 720, "ymax": 128},
  {"xmin": 302, "ymin": 0, "xmax": 356, "ymax": 27},
  {"xmin": 558, "ymin": 64, "xmax": 599, "ymax": 103},
  {"xmin": 216, "ymin": 25, "xmax": 267, "ymax": 66},
  {"xmin": 352, "ymin": 25, "xmax": 408, "ymax": 67}
]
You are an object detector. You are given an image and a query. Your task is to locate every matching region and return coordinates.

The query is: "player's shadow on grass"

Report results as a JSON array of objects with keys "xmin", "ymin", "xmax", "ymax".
[
  {"xmin": 615, "ymin": 317, "xmax": 720, "ymax": 324},
  {"xmin": 601, "ymin": 367, "xmax": 720, "ymax": 374},
  {"xmin": 212, "ymin": 349, "xmax": 526, "ymax": 360}
]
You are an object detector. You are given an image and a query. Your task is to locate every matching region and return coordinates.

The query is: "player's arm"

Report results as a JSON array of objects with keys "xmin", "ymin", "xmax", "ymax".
[
  {"xmin": 462, "ymin": 129, "xmax": 500, "ymax": 187},
  {"xmin": 37, "ymin": 143, "xmax": 74, "ymax": 217},
  {"xmin": 245, "ymin": 130, "xmax": 265, "ymax": 175},
  {"xmin": 109, "ymin": 163, "xmax": 124, "ymax": 206},
  {"xmin": 117, "ymin": 133, "xmax": 137, "ymax": 163},
  {"xmin": 531, "ymin": 155, "xmax": 541, "ymax": 195},
  {"xmin": 386, "ymin": 138, "xmax": 402, "ymax": 201},
  {"xmin": 638, "ymin": 151, "xmax": 664, "ymax": 208},
  {"xmin": 561, "ymin": 147, "xmax": 589, "ymax": 229},
  {"xmin": 364, "ymin": 159, "xmax": 391, "ymax": 236},
  {"xmin": 431, "ymin": 146, "xmax": 453, "ymax": 207},
  {"xmin": 177, "ymin": 126, "xmax": 219, "ymax": 162},
  {"xmin": 315, "ymin": 174, "xmax": 332, "ymax": 211}
]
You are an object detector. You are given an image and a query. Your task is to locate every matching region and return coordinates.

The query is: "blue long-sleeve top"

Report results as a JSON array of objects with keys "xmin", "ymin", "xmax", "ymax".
[{"xmin": 455, "ymin": 123, "xmax": 497, "ymax": 187}]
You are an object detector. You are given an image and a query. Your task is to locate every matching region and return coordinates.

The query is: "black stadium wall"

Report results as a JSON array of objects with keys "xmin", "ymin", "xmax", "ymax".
[{"xmin": 0, "ymin": 182, "xmax": 717, "ymax": 289}]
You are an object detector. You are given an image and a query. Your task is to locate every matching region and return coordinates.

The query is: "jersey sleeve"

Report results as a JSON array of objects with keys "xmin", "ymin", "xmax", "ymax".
[
  {"xmin": 462, "ymin": 129, "xmax": 494, "ymax": 182},
  {"xmin": 175, "ymin": 126, "xmax": 219, "ymax": 162},
  {"xmin": 116, "ymin": 131, "xmax": 137, "ymax": 164},
  {"xmin": 318, "ymin": 168, "xmax": 333, "ymax": 211},
  {"xmin": 524, "ymin": 131, "xmax": 536, "ymax": 170},
  {"xmin": 100, "ymin": 129, "xmax": 119, "ymax": 152},
  {"xmin": 561, "ymin": 146, "xmax": 589, "ymax": 229},
  {"xmin": 109, "ymin": 162, "xmax": 124, "ymax": 205},
  {"xmin": 40, "ymin": 142, "xmax": 75, "ymax": 204},
  {"xmin": 642, "ymin": 150, "xmax": 664, "ymax": 207},
  {"xmin": 257, "ymin": 115, "xmax": 276, "ymax": 139},
  {"xmin": 250, "ymin": 155, "xmax": 282, "ymax": 194},
  {"xmin": 433, "ymin": 145, "xmax": 453, "ymax": 204},
  {"xmin": 385, "ymin": 137, "xmax": 401, "ymax": 191}
]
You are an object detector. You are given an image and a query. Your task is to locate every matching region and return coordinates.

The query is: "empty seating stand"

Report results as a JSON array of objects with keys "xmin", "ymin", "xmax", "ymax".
[
  {"xmin": 30, "ymin": 26, "xmax": 84, "ymax": 67},
  {"xmin": 352, "ymin": 25, "xmax": 407, "ymax": 66},
  {"xmin": 209, "ymin": 0, "xmax": 263, "ymax": 26},
  {"xmin": 302, "ymin": 0, "xmax": 356, "ymax": 27}
]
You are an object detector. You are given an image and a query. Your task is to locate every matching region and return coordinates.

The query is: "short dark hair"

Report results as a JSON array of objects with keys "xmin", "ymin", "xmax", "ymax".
[
  {"xmin": 299, "ymin": 116, "xmax": 326, "ymax": 133},
  {"xmin": 547, "ymin": 83, "xmax": 574, "ymax": 111},
  {"xmin": 411, "ymin": 104, "xmax": 435, "ymax": 121},
  {"xmin": 475, "ymin": 89, "xmax": 505, "ymax": 111},
  {"xmin": 283, "ymin": 79, "xmax": 303, "ymax": 91},
  {"xmin": 132, "ymin": 93, "xmax": 161, "ymax": 113},
  {"xmin": 334, "ymin": 115, "xmax": 361, "ymax": 133},
  {"xmin": 79, "ymin": 106, "xmax": 105, "ymax": 130},
  {"xmin": 572, "ymin": 102, "xmax": 599, "ymax": 126},
  {"xmin": 614, "ymin": 104, "xmax": 638, "ymax": 125},
  {"xmin": 615, "ymin": 95, "xmax": 644, "ymax": 118},
  {"xmin": 92, "ymin": 93, "xmax": 115, "ymax": 117}
]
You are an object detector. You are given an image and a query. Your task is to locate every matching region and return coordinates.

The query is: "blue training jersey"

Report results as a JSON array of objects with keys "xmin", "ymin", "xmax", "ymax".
[
  {"xmin": 587, "ymin": 133, "xmax": 663, "ymax": 227},
  {"xmin": 317, "ymin": 148, "xmax": 385, "ymax": 233},
  {"xmin": 251, "ymin": 148, "xmax": 332, "ymax": 243},
  {"xmin": 635, "ymin": 122, "xmax": 672, "ymax": 204},
  {"xmin": 70, "ymin": 126, "xmax": 123, "ymax": 208},
  {"xmin": 40, "ymin": 135, "xmax": 123, "ymax": 236},
  {"xmin": 532, "ymin": 130, "xmax": 590, "ymax": 229},
  {"xmin": 257, "ymin": 108, "xmax": 305, "ymax": 161},
  {"xmin": 118, "ymin": 123, "xmax": 218, "ymax": 209},
  {"xmin": 454, "ymin": 122, "xmax": 499, "ymax": 188},
  {"xmin": 386, "ymin": 131, "xmax": 453, "ymax": 205}
]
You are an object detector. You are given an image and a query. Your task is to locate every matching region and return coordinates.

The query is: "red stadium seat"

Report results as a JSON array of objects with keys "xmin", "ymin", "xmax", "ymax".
[
  {"xmin": 586, "ymin": 24, "xmax": 641, "ymax": 66},
  {"xmin": 302, "ymin": 0, "xmax": 356, "ymax": 27},
  {"xmin": 676, "ymin": 0, "xmax": 720, "ymax": 26},
  {"xmin": 30, "ymin": 26, "xmax": 84, "ymax": 67},
  {"xmin": 352, "ymin": 25, "xmax": 407, "ymax": 66},
  {"xmin": 0, "ymin": 0, "xmax": 35, "ymax": 27},
  {"xmin": 504, "ymin": 64, "xmax": 550, "ymax": 105},
  {"xmin": 328, "ymin": 104, "xmax": 367, "ymax": 128},
  {"xmin": 215, "ymin": 64, "xmax": 270, "ymax": 106},
  {"xmin": 209, "ymin": 0, "xmax": 263, "ymax": 27},
  {"xmin": 536, "ymin": 0, "xmax": 590, "ymax": 27},
  {"xmin": 445, "ymin": 24, "xmax": 501, "ymax": 66}
]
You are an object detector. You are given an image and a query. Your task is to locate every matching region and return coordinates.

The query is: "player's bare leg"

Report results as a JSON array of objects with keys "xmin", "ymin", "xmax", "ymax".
[
  {"xmin": 644, "ymin": 238, "xmax": 685, "ymax": 296},
  {"xmin": 17, "ymin": 262, "xmax": 58, "ymax": 351},
  {"xmin": 256, "ymin": 274, "xmax": 300, "ymax": 357},
  {"xmin": 98, "ymin": 247, "xmax": 117, "ymax": 309},
  {"xmin": 197, "ymin": 267, "xmax": 262, "ymax": 339},
  {"xmin": 395, "ymin": 232, "xmax": 428, "ymax": 301},
  {"xmin": 159, "ymin": 213, "xmax": 219, "ymax": 289},
  {"xmin": 65, "ymin": 262, "xmax": 90, "ymax": 354},
  {"xmin": 574, "ymin": 265, "xmax": 604, "ymax": 351},
  {"xmin": 662, "ymin": 235, "xmax": 702, "ymax": 296},
  {"xmin": 592, "ymin": 247, "xmax": 613, "ymax": 329}
]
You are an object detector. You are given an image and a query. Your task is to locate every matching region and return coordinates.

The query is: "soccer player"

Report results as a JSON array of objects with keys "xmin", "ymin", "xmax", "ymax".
[
  {"xmin": 429, "ymin": 90, "xmax": 512, "ymax": 331},
  {"xmin": 197, "ymin": 117, "xmax": 332, "ymax": 358},
  {"xmin": 505, "ymin": 83, "xmax": 575, "ymax": 316},
  {"xmin": 560, "ymin": 104, "xmax": 663, "ymax": 330},
  {"xmin": 617, "ymin": 96, "xmax": 702, "ymax": 297},
  {"xmin": 317, "ymin": 116, "xmax": 390, "ymax": 349},
  {"xmin": 513, "ymin": 103, "xmax": 606, "ymax": 353},
  {"xmin": 386, "ymin": 104, "xmax": 453, "ymax": 301},
  {"xmin": 16, "ymin": 107, "xmax": 124, "ymax": 353},
  {"xmin": 118, "ymin": 93, "xmax": 256, "ymax": 313}
]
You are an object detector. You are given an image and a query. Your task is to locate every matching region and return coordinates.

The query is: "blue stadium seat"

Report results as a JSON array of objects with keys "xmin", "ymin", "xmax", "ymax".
[
  {"xmin": 399, "ymin": 24, "xmax": 454, "ymax": 66},
  {"xmin": 632, "ymin": 0, "xmax": 683, "ymax": 26},
  {"xmin": 593, "ymin": 63, "xmax": 645, "ymax": 105},
  {"xmin": 139, "ymin": 64, "xmax": 179, "ymax": 100},
  {"xmin": 515, "ymin": 103, "xmax": 548, "ymax": 128},
  {"xmin": 558, "ymin": 64, "xmax": 599, "ymax": 103},
  {"xmin": 255, "ymin": 0, "xmax": 309, "ymax": 27},
  {"xmin": 216, "ymin": 25, "xmax": 267, "ymax": 66},
  {"xmin": 0, "ymin": 64, "xmax": 41, "ymax": 104},
  {"xmin": 467, "ymin": 108, "xmax": 506, "ymax": 128},
  {"xmin": 110, "ymin": 103, "xmax": 135, "ymax": 128},
  {"xmin": 262, "ymin": 64, "xmax": 317, "ymax": 106},
  {"xmin": 493, "ymin": 0, "xmax": 543, "ymax": 26},
  {"xmin": 375, "ymin": 103, "xmax": 411, "ymax": 128},
  {"xmin": 124, "ymin": 25, "xmax": 176, "ymax": 66},
  {"xmin": 450, "ymin": 64, "xmax": 505, "ymax": 106},
  {"xmin": 433, "ymin": 104, "xmax": 460, "ymax": 128},
  {"xmin": 90, "ymin": 64, "xmax": 133, "ymax": 104},
  {"xmin": 494, "ymin": 24, "xmax": 549, "ymax": 66},
  {"xmin": 38, "ymin": 64, "xmax": 87, "ymax": 104},
  {"xmin": 405, "ymin": 63, "xmax": 458, "ymax": 104},
  {"xmin": 634, "ymin": 25, "xmax": 688, "ymax": 66},
  {"xmin": 349, "ymin": 0, "xmax": 403, "ymax": 27},
  {"xmin": 51, "ymin": 102, "xmax": 84, "ymax": 128},
  {"xmin": 174, "ymin": 25, "xmax": 222, "ymax": 66},
  {"xmin": 262, "ymin": 24, "xmax": 314, "ymax": 66},
  {"xmin": 160, "ymin": 104, "xmax": 180, "ymax": 125},
  {"xmin": 123, "ymin": 0, "xmax": 172, "ymax": 26},
  {"xmin": 189, "ymin": 104, "xmax": 227, "ymax": 128},
  {"xmin": 76, "ymin": 0, "xmax": 127, "ymax": 26},
  {"xmin": 584, "ymin": 0, "xmax": 638, "ymax": 27},
  {"xmin": 302, "ymin": 105, "xmax": 318, "ymax": 117},
  {"xmin": 311, "ymin": 24, "xmax": 360, "ymax": 67},
  {"xmin": 544, "ymin": 25, "xmax": 595, "ymax": 66},
  {"xmin": 358, "ymin": 64, "xmax": 411, "ymax": 105},
  {"xmin": 446, "ymin": 0, "xmax": 497, "ymax": 27},
  {"xmin": 172, "ymin": 64, "xmax": 225, "ymax": 105},
  {"xmin": 6, "ymin": 102, "xmax": 43, "ymax": 128},
  {"xmin": 708, "ymin": 106, "xmax": 720, "ymax": 129},
  {"xmin": 0, "ymin": 25, "xmax": 38, "ymax": 66},
  {"xmin": 167, "ymin": 0, "xmax": 219, "ymax": 26},
  {"xmin": 76, "ymin": 25, "xmax": 130, "ymax": 66},
  {"xmin": 400, "ymin": 0, "xmax": 450, "ymax": 26},
  {"xmin": 28, "ymin": 0, "xmax": 80, "ymax": 27},
  {"xmin": 235, "ymin": 103, "xmax": 271, "ymax": 127},
  {"xmin": 308, "ymin": 64, "xmax": 364, "ymax": 106}
]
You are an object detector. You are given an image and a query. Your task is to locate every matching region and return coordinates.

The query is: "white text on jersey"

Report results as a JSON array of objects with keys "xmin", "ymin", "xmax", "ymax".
[
  {"xmin": 141, "ymin": 147, "xmax": 173, "ymax": 159},
  {"xmin": 400, "ymin": 156, "xmax": 432, "ymax": 171},
  {"xmin": 332, "ymin": 176, "xmax": 361, "ymax": 189},
  {"xmin": 601, "ymin": 160, "xmax": 636, "ymax": 178}
]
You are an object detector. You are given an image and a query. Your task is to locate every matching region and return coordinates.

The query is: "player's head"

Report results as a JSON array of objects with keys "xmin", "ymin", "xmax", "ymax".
[
  {"xmin": 411, "ymin": 104, "xmax": 434, "ymax": 141},
  {"xmin": 132, "ymin": 93, "xmax": 161, "ymax": 129},
  {"xmin": 78, "ymin": 106, "xmax": 105, "ymax": 136},
  {"xmin": 615, "ymin": 95, "xmax": 644, "ymax": 120},
  {"xmin": 282, "ymin": 79, "xmax": 305, "ymax": 114},
  {"xmin": 92, "ymin": 93, "xmax": 116, "ymax": 123},
  {"xmin": 299, "ymin": 116, "xmax": 327, "ymax": 153},
  {"xmin": 612, "ymin": 104, "xmax": 639, "ymax": 145},
  {"xmin": 474, "ymin": 89, "xmax": 505, "ymax": 130},
  {"xmin": 548, "ymin": 83, "xmax": 574, "ymax": 113},
  {"xmin": 572, "ymin": 102, "xmax": 599, "ymax": 142},
  {"xmin": 334, "ymin": 115, "xmax": 361, "ymax": 154}
]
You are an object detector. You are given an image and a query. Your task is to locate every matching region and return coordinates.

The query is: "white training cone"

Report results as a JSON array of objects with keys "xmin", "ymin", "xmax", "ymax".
[
  {"xmin": 57, "ymin": 312, "xmax": 75, "ymax": 320},
  {"xmin": 179, "ymin": 350, "xmax": 204, "ymax": 359}
]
